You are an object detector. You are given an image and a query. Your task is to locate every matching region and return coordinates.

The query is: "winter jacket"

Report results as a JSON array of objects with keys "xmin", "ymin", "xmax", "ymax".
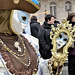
[
  {"xmin": 38, "ymin": 22, "xmax": 56, "ymax": 59},
  {"xmin": 30, "ymin": 21, "xmax": 40, "ymax": 38},
  {"xmin": 68, "ymin": 21, "xmax": 75, "ymax": 55}
]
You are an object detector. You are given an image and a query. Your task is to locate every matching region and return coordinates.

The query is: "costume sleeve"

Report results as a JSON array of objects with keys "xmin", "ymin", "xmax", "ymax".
[{"xmin": 0, "ymin": 54, "xmax": 12, "ymax": 75}]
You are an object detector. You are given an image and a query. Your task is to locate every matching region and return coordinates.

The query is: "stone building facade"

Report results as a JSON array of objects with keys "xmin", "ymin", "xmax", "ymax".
[{"xmin": 33, "ymin": 0, "xmax": 75, "ymax": 24}]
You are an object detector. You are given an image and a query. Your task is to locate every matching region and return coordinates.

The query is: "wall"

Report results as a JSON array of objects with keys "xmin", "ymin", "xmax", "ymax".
[{"xmin": 31, "ymin": 0, "xmax": 75, "ymax": 24}]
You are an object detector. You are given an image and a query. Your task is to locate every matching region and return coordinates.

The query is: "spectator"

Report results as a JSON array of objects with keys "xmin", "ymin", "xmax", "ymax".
[
  {"xmin": 30, "ymin": 16, "xmax": 40, "ymax": 38},
  {"xmin": 67, "ymin": 13, "xmax": 75, "ymax": 75},
  {"xmin": 38, "ymin": 14, "xmax": 55, "ymax": 59}
]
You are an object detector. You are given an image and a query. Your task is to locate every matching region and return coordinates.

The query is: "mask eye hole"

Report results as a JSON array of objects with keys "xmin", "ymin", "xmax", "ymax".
[
  {"xmin": 59, "ymin": 34, "xmax": 62, "ymax": 38},
  {"xmin": 22, "ymin": 16, "xmax": 26, "ymax": 21},
  {"xmin": 63, "ymin": 38, "xmax": 67, "ymax": 41}
]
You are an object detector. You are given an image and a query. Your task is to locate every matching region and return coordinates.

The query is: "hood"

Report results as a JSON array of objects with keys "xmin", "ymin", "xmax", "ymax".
[{"xmin": 0, "ymin": 10, "xmax": 14, "ymax": 35}]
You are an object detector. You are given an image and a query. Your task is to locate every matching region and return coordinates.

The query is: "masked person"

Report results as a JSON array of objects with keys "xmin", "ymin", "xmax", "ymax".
[{"xmin": 0, "ymin": 0, "xmax": 40, "ymax": 75}]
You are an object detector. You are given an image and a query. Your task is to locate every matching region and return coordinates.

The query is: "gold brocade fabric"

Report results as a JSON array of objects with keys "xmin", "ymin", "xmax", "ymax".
[{"xmin": 0, "ymin": 10, "xmax": 14, "ymax": 35}]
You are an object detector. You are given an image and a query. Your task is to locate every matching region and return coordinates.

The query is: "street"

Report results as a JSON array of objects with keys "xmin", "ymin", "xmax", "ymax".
[{"xmin": 62, "ymin": 66, "xmax": 68, "ymax": 75}]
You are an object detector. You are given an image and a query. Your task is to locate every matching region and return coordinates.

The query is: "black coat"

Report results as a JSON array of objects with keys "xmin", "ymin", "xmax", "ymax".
[
  {"xmin": 38, "ymin": 22, "xmax": 55, "ymax": 59},
  {"xmin": 68, "ymin": 21, "xmax": 75, "ymax": 55},
  {"xmin": 30, "ymin": 21, "xmax": 40, "ymax": 38}
]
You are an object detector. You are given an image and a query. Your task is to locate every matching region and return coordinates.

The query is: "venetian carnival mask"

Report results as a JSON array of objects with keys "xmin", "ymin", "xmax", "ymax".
[
  {"xmin": 10, "ymin": 10, "xmax": 29, "ymax": 34},
  {"xmin": 56, "ymin": 32, "xmax": 68, "ymax": 49}
]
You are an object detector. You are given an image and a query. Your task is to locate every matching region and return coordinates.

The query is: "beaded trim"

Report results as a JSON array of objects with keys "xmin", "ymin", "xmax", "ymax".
[
  {"xmin": 0, "ymin": 35, "xmax": 31, "ymax": 67},
  {"xmin": 0, "ymin": 35, "xmax": 38, "ymax": 74}
]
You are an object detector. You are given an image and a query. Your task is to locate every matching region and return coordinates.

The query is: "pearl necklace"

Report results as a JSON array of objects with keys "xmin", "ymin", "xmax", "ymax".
[{"xmin": 0, "ymin": 36, "xmax": 31, "ymax": 67}]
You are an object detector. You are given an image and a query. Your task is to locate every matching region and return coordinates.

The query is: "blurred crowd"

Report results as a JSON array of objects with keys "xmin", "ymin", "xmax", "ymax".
[{"xmin": 24, "ymin": 13, "xmax": 75, "ymax": 75}]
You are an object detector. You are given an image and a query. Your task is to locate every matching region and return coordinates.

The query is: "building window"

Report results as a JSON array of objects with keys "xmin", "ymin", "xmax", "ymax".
[
  {"xmin": 50, "ymin": 2, "xmax": 56, "ymax": 18},
  {"xmin": 65, "ymin": 1, "xmax": 71, "ymax": 11}
]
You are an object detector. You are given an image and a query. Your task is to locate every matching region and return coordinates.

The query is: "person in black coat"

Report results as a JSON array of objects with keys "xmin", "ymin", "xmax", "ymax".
[
  {"xmin": 30, "ymin": 16, "xmax": 40, "ymax": 38},
  {"xmin": 38, "ymin": 14, "xmax": 56, "ymax": 59},
  {"xmin": 67, "ymin": 13, "xmax": 75, "ymax": 75}
]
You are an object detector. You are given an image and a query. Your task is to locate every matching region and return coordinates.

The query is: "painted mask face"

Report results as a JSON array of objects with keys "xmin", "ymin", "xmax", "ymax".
[
  {"xmin": 56, "ymin": 33, "xmax": 68, "ymax": 49},
  {"xmin": 10, "ymin": 10, "xmax": 29, "ymax": 34},
  {"xmin": 17, "ymin": 10, "xmax": 29, "ymax": 29}
]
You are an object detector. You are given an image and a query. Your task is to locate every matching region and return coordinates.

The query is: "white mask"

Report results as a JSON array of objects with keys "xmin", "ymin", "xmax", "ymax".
[{"xmin": 10, "ymin": 10, "xmax": 29, "ymax": 35}]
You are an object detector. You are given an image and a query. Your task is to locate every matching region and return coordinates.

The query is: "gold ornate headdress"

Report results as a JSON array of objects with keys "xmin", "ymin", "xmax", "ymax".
[{"xmin": 48, "ymin": 19, "xmax": 75, "ymax": 75}]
